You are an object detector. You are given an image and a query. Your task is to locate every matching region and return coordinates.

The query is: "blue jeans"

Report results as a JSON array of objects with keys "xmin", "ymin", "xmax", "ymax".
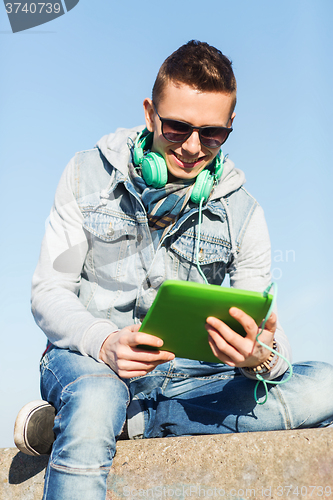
[{"xmin": 40, "ymin": 347, "xmax": 333, "ymax": 500}]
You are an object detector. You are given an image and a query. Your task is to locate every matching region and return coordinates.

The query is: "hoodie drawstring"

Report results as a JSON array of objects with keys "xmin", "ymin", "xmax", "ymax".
[{"xmin": 92, "ymin": 169, "xmax": 117, "ymax": 212}]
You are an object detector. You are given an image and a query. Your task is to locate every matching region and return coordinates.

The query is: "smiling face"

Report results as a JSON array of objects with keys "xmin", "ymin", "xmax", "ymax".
[{"xmin": 143, "ymin": 81, "xmax": 236, "ymax": 182}]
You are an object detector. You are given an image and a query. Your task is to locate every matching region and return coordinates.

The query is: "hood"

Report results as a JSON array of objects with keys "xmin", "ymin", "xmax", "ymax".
[{"xmin": 96, "ymin": 126, "xmax": 246, "ymax": 200}]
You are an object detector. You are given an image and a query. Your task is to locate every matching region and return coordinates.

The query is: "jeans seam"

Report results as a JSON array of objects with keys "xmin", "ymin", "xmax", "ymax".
[
  {"xmin": 128, "ymin": 395, "xmax": 146, "ymax": 438},
  {"xmin": 161, "ymin": 358, "xmax": 176, "ymax": 391},
  {"xmin": 43, "ymin": 454, "xmax": 51, "ymax": 498},
  {"xmin": 49, "ymin": 463, "xmax": 110, "ymax": 474},
  {"xmin": 274, "ymin": 384, "xmax": 292, "ymax": 430},
  {"xmin": 166, "ymin": 373, "xmax": 238, "ymax": 380},
  {"xmin": 40, "ymin": 365, "xmax": 65, "ymax": 402},
  {"xmin": 134, "ymin": 371, "xmax": 238, "ymax": 382},
  {"xmin": 128, "ymin": 366, "xmax": 240, "ymax": 381},
  {"xmin": 61, "ymin": 373, "xmax": 127, "ymax": 394}
]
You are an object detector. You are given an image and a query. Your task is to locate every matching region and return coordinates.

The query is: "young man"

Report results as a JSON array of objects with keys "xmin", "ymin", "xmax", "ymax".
[{"xmin": 15, "ymin": 41, "xmax": 333, "ymax": 500}]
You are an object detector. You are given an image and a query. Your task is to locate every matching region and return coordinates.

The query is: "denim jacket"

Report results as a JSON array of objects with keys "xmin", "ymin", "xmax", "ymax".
[{"xmin": 32, "ymin": 126, "xmax": 291, "ymax": 378}]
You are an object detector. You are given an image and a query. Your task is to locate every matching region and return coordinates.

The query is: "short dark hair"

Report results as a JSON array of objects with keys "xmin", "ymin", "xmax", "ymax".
[{"xmin": 152, "ymin": 40, "xmax": 237, "ymax": 109}]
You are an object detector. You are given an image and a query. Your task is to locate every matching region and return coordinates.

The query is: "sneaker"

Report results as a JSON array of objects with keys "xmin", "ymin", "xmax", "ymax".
[{"xmin": 14, "ymin": 400, "xmax": 56, "ymax": 456}]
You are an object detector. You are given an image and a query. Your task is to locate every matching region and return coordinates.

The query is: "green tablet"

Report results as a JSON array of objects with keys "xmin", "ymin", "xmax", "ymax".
[{"xmin": 138, "ymin": 280, "xmax": 273, "ymax": 363}]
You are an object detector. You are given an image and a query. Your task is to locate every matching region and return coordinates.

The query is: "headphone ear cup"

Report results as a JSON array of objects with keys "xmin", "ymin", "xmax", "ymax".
[
  {"xmin": 214, "ymin": 153, "xmax": 224, "ymax": 181},
  {"xmin": 133, "ymin": 130, "xmax": 154, "ymax": 167},
  {"xmin": 141, "ymin": 152, "xmax": 168, "ymax": 188},
  {"xmin": 191, "ymin": 169, "xmax": 214, "ymax": 204},
  {"xmin": 133, "ymin": 145, "xmax": 144, "ymax": 166}
]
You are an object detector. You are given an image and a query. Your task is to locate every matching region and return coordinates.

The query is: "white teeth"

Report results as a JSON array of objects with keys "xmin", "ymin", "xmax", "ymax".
[{"xmin": 174, "ymin": 152, "xmax": 202, "ymax": 164}]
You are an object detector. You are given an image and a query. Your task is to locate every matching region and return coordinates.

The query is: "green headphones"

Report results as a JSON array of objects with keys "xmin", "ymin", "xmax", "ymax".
[{"xmin": 133, "ymin": 130, "xmax": 224, "ymax": 204}]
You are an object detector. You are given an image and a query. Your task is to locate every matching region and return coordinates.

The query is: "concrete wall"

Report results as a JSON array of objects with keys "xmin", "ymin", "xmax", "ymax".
[{"xmin": 1, "ymin": 428, "xmax": 333, "ymax": 500}]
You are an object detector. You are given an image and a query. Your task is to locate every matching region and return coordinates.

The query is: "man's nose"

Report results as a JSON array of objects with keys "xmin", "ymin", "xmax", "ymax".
[{"xmin": 181, "ymin": 130, "xmax": 201, "ymax": 155}]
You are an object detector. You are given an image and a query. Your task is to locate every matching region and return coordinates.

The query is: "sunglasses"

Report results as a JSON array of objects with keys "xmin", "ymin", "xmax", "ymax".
[{"xmin": 153, "ymin": 103, "xmax": 232, "ymax": 148}]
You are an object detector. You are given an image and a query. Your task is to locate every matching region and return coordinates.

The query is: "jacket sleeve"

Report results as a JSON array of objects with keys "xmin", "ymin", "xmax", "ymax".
[
  {"xmin": 31, "ymin": 158, "xmax": 119, "ymax": 361},
  {"xmin": 228, "ymin": 204, "xmax": 292, "ymax": 380}
]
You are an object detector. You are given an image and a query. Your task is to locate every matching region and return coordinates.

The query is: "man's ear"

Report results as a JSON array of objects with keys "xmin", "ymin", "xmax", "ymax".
[
  {"xmin": 229, "ymin": 112, "xmax": 236, "ymax": 127},
  {"xmin": 143, "ymin": 98, "xmax": 155, "ymax": 132}
]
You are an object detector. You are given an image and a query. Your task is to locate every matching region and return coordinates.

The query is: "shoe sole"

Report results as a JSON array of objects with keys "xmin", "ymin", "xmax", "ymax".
[{"xmin": 14, "ymin": 400, "xmax": 55, "ymax": 456}]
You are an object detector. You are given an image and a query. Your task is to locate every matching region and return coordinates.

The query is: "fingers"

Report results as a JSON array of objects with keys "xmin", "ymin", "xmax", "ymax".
[
  {"xmin": 116, "ymin": 357, "xmax": 173, "ymax": 379},
  {"xmin": 119, "ymin": 330, "xmax": 175, "ymax": 361},
  {"xmin": 207, "ymin": 309, "xmax": 276, "ymax": 341},
  {"xmin": 228, "ymin": 308, "xmax": 259, "ymax": 340},
  {"xmin": 262, "ymin": 312, "xmax": 277, "ymax": 332},
  {"xmin": 228, "ymin": 308, "xmax": 277, "ymax": 336},
  {"xmin": 102, "ymin": 325, "xmax": 175, "ymax": 379},
  {"xmin": 205, "ymin": 309, "xmax": 276, "ymax": 367},
  {"xmin": 115, "ymin": 347, "xmax": 175, "ymax": 378},
  {"xmin": 125, "ymin": 330, "xmax": 164, "ymax": 349},
  {"xmin": 206, "ymin": 321, "xmax": 248, "ymax": 365},
  {"xmin": 206, "ymin": 312, "xmax": 256, "ymax": 349},
  {"xmin": 207, "ymin": 331, "xmax": 237, "ymax": 366},
  {"xmin": 119, "ymin": 345, "xmax": 175, "ymax": 363}
]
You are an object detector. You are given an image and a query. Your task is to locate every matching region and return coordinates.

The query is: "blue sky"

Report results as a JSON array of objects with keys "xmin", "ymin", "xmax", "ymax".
[{"xmin": 0, "ymin": 0, "xmax": 332, "ymax": 448}]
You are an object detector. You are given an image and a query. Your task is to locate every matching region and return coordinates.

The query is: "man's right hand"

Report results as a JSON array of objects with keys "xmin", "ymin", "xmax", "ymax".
[{"xmin": 99, "ymin": 324, "xmax": 175, "ymax": 378}]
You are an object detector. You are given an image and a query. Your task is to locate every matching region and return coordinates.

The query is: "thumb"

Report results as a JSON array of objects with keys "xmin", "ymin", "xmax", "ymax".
[{"xmin": 129, "ymin": 323, "xmax": 141, "ymax": 333}]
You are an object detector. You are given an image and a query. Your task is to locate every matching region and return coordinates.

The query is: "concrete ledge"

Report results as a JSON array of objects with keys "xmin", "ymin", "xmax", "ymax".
[{"xmin": 1, "ymin": 428, "xmax": 333, "ymax": 499}]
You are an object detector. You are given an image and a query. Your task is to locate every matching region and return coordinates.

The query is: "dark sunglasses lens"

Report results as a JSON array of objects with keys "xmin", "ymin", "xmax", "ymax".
[
  {"xmin": 161, "ymin": 116, "xmax": 232, "ymax": 147},
  {"xmin": 200, "ymin": 127, "xmax": 232, "ymax": 147},
  {"xmin": 162, "ymin": 119, "xmax": 191, "ymax": 142}
]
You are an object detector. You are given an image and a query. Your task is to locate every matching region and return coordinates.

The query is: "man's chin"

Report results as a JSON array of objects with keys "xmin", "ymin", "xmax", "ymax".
[{"xmin": 167, "ymin": 165, "xmax": 205, "ymax": 182}]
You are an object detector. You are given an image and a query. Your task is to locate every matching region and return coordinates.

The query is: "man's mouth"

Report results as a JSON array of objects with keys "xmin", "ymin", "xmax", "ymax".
[{"xmin": 172, "ymin": 151, "xmax": 205, "ymax": 168}]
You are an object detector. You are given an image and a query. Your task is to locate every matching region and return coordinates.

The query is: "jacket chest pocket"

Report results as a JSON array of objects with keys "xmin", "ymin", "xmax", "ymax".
[
  {"xmin": 169, "ymin": 230, "xmax": 232, "ymax": 285},
  {"xmin": 82, "ymin": 211, "xmax": 140, "ymax": 280}
]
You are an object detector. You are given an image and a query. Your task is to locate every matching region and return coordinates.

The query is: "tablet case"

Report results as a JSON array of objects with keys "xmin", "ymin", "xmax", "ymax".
[{"xmin": 139, "ymin": 280, "xmax": 273, "ymax": 363}]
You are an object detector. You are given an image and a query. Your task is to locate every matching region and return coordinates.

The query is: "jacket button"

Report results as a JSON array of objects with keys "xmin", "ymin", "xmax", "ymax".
[
  {"xmin": 107, "ymin": 223, "xmax": 114, "ymax": 236},
  {"xmin": 137, "ymin": 234, "xmax": 143, "ymax": 243},
  {"xmin": 198, "ymin": 250, "xmax": 205, "ymax": 262}
]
